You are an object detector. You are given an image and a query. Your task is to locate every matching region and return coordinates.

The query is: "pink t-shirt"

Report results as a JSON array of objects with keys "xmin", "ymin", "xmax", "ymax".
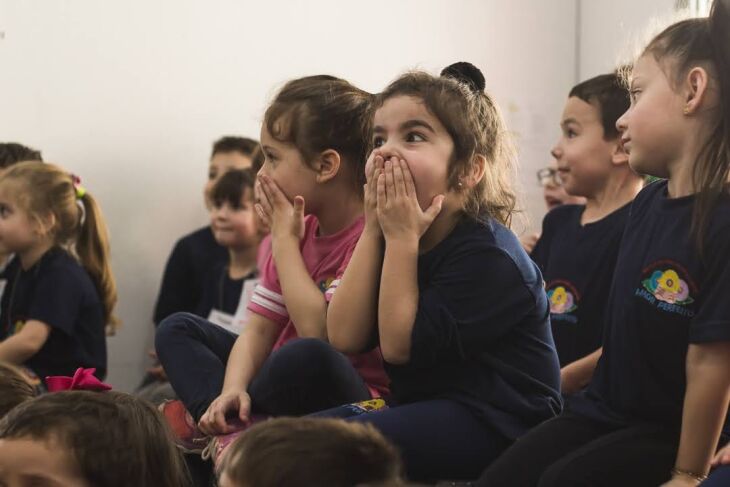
[{"xmin": 248, "ymin": 215, "xmax": 389, "ymax": 397}]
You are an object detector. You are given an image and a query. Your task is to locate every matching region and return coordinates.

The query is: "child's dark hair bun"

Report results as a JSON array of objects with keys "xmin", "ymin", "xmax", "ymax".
[{"xmin": 440, "ymin": 62, "xmax": 486, "ymax": 93}]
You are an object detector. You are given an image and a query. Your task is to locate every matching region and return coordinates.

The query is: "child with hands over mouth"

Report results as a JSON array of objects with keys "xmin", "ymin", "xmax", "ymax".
[{"xmin": 322, "ymin": 63, "xmax": 562, "ymax": 483}]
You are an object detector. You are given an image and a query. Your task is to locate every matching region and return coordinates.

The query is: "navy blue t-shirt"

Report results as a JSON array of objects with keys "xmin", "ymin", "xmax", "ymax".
[
  {"xmin": 0, "ymin": 248, "xmax": 107, "ymax": 379},
  {"xmin": 153, "ymin": 225, "xmax": 228, "ymax": 325},
  {"xmin": 385, "ymin": 216, "xmax": 563, "ymax": 440},
  {"xmin": 531, "ymin": 203, "xmax": 630, "ymax": 367},
  {"xmin": 195, "ymin": 261, "xmax": 257, "ymax": 319},
  {"xmin": 571, "ymin": 181, "xmax": 730, "ymax": 430}
]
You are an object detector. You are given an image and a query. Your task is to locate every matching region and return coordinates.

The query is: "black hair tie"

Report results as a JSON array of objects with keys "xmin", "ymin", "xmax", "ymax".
[{"xmin": 440, "ymin": 62, "xmax": 486, "ymax": 93}]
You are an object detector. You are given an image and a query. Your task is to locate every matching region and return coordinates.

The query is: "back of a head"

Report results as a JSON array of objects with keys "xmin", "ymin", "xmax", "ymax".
[
  {"xmin": 0, "ymin": 142, "xmax": 43, "ymax": 169},
  {"xmin": 263, "ymin": 75, "xmax": 374, "ymax": 188},
  {"xmin": 0, "ymin": 362, "xmax": 36, "ymax": 419},
  {"xmin": 221, "ymin": 417, "xmax": 402, "ymax": 487},
  {"xmin": 569, "ymin": 72, "xmax": 630, "ymax": 140},
  {"xmin": 0, "ymin": 391, "xmax": 190, "ymax": 487},
  {"xmin": 212, "ymin": 136, "xmax": 264, "ymax": 172}
]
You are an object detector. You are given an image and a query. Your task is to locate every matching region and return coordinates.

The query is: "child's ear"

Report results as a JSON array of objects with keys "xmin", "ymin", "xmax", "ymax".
[
  {"xmin": 313, "ymin": 149, "xmax": 341, "ymax": 184},
  {"xmin": 462, "ymin": 154, "xmax": 487, "ymax": 189},
  {"xmin": 611, "ymin": 137, "xmax": 629, "ymax": 166},
  {"xmin": 683, "ymin": 66, "xmax": 711, "ymax": 115},
  {"xmin": 33, "ymin": 211, "xmax": 56, "ymax": 238}
]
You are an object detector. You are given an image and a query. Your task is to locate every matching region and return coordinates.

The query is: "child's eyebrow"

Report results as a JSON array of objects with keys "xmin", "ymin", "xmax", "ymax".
[{"xmin": 400, "ymin": 119, "xmax": 436, "ymax": 133}]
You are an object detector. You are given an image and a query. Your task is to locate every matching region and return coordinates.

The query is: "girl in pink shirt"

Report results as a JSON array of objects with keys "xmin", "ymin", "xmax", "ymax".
[{"xmin": 155, "ymin": 75, "xmax": 388, "ymax": 466}]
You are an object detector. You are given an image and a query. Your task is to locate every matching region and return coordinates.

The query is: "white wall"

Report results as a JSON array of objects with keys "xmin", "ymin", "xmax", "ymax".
[
  {"xmin": 578, "ymin": 0, "xmax": 677, "ymax": 80},
  {"xmin": 0, "ymin": 0, "xmax": 578, "ymax": 390}
]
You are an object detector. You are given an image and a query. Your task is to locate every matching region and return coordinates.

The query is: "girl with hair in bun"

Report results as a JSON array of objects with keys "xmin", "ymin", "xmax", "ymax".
[{"xmin": 321, "ymin": 63, "xmax": 562, "ymax": 482}]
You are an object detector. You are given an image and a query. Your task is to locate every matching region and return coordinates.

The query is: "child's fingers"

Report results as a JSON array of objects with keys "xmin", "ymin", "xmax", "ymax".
[
  {"xmin": 255, "ymin": 204, "xmax": 271, "ymax": 227},
  {"xmin": 393, "ymin": 160, "xmax": 406, "ymax": 198},
  {"xmin": 260, "ymin": 176, "xmax": 285, "ymax": 207},
  {"xmin": 365, "ymin": 151, "xmax": 380, "ymax": 183},
  {"xmin": 384, "ymin": 158, "xmax": 396, "ymax": 202},
  {"xmin": 370, "ymin": 167, "xmax": 382, "ymax": 200},
  {"xmin": 293, "ymin": 196, "xmax": 305, "ymax": 219},
  {"xmin": 256, "ymin": 191, "xmax": 274, "ymax": 219},
  {"xmin": 423, "ymin": 194, "xmax": 445, "ymax": 224},
  {"xmin": 401, "ymin": 159, "xmax": 417, "ymax": 198},
  {"xmin": 377, "ymin": 171, "xmax": 387, "ymax": 209}
]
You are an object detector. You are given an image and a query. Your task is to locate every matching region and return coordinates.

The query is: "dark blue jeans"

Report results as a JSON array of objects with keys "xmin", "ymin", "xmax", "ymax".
[
  {"xmin": 312, "ymin": 399, "xmax": 510, "ymax": 482},
  {"xmin": 704, "ymin": 465, "xmax": 730, "ymax": 487},
  {"xmin": 155, "ymin": 312, "xmax": 371, "ymax": 421}
]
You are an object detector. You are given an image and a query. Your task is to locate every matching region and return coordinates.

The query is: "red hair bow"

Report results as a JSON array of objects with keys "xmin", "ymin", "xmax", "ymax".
[{"xmin": 45, "ymin": 368, "xmax": 112, "ymax": 392}]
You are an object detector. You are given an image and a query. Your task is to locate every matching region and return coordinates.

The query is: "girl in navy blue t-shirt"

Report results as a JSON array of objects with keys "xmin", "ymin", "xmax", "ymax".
[
  {"xmin": 478, "ymin": 2, "xmax": 730, "ymax": 486},
  {"xmin": 324, "ymin": 64, "xmax": 562, "ymax": 482},
  {"xmin": 0, "ymin": 162, "xmax": 117, "ymax": 381}
]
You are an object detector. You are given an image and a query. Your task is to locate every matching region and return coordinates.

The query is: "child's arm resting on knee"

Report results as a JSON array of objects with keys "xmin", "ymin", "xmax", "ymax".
[
  {"xmin": 198, "ymin": 313, "xmax": 281, "ymax": 435},
  {"xmin": 328, "ymin": 153, "xmax": 384, "ymax": 354},
  {"xmin": 0, "ymin": 320, "xmax": 51, "ymax": 364},
  {"xmin": 668, "ymin": 341, "xmax": 730, "ymax": 485},
  {"xmin": 327, "ymin": 229, "xmax": 383, "ymax": 354},
  {"xmin": 560, "ymin": 347, "xmax": 603, "ymax": 395}
]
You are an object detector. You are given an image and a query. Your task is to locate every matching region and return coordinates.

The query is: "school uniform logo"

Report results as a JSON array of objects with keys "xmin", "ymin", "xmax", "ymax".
[
  {"xmin": 546, "ymin": 280, "xmax": 579, "ymax": 323},
  {"xmin": 636, "ymin": 260, "xmax": 697, "ymax": 317}
]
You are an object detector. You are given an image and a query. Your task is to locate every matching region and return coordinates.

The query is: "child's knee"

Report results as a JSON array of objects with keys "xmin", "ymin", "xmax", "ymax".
[{"xmin": 155, "ymin": 312, "xmax": 198, "ymax": 348}]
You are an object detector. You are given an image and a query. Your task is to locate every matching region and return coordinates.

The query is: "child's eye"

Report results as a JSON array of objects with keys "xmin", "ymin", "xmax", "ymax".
[
  {"xmin": 630, "ymin": 89, "xmax": 641, "ymax": 103},
  {"xmin": 373, "ymin": 136, "xmax": 385, "ymax": 148},
  {"xmin": 405, "ymin": 132, "xmax": 426, "ymax": 143},
  {"xmin": 208, "ymin": 170, "xmax": 217, "ymax": 180},
  {"xmin": 564, "ymin": 129, "xmax": 577, "ymax": 139},
  {"xmin": 0, "ymin": 205, "xmax": 10, "ymax": 217},
  {"xmin": 264, "ymin": 152, "xmax": 276, "ymax": 163}
]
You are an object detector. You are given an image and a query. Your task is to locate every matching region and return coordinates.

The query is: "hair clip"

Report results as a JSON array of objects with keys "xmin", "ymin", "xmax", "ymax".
[
  {"xmin": 45, "ymin": 367, "xmax": 112, "ymax": 392},
  {"xmin": 70, "ymin": 174, "xmax": 86, "ymax": 199}
]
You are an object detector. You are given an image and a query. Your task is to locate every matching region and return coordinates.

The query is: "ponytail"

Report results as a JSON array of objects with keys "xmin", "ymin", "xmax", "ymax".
[
  {"xmin": 0, "ymin": 162, "xmax": 119, "ymax": 334},
  {"xmin": 644, "ymin": 0, "xmax": 730, "ymax": 253},
  {"xmin": 77, "ymin": 192, "xmax": 120, "ymax": 334}
]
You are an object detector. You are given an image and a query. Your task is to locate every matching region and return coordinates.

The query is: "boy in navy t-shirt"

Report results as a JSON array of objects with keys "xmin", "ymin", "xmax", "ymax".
[
  {"xmin": 153, "ymin": 136, "xmax": 263, "ymax": 325},
  {"xmin": 531, "ymin": 73, "xmax": 643, "ymax": 394}
]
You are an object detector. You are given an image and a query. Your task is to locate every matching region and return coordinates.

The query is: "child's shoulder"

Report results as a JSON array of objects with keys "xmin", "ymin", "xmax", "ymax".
[
  {"xmin": 539, "ymin": 203, "xmax": 584, "ymax": 237},
  {"xmin": 40, "ymin": 249, "xmax": 96, "ymax": 289}
]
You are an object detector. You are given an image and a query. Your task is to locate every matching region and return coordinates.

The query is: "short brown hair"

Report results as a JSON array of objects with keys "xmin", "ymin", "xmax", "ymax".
[
  {"xmin": 0, "ymin": 142, "xmax": 42, "ymax": 169},
  {"xmin": 264, "ymin": 75, "xmax": 373, "ymax": 189},
  {"xmin": 211, "ymin": 168, "xmax": 256, "ymax": 209},
  {"xmin": 376, "ymin": 71, "xmax": 517, "ymax": 226},
  {"xmin": 0, "ymin": 391, "xmax": 191, "ymax": 487},
  {"xmin": 569, "ymin": 73, "xmax": 630, "ymax": 140},
  {"xmin": 0, "ymin": 362, "xmax": 36, "ymax": 418},
  {"xmin": 212, "ymin": 136, "xmax": 264, "ymax": 172},
  {"xmin": 220, "ymin": 417, "xmax": 402, "ymax": 487}
]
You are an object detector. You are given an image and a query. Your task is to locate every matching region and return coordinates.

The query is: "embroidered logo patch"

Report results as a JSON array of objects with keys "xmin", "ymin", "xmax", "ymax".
[
  {"xmin": 635, "ymin": 260, "xmax": 697, "ymax": 317},
  {"xmin": 546, "ymin": 280, "xmax": 580, "ymax": 315}
]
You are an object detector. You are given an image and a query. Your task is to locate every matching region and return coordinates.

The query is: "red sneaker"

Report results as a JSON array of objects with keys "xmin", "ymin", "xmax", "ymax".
[{"xmin": 159, "ymin": 400, "xmax": 209, "ymax": 454}]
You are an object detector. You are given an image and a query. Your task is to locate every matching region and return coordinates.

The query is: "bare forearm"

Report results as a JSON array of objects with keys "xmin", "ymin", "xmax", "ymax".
[
  {"xmin": 0, "ymin": 336, "xmax": 38, "ymax": 364},
  {"xmin": 674, "ymin": 342, "xmax": 730, "ymax": 479},
  {"xmin": 272, "ymin": 238, "xmax": 327, "ymax": 339},
  {"xmin": 221, "ymin": 319, "xmax": 279, "ymax": 393},
  {"xmin": 561, "ymin": 347, "xmax": 602, "ymax": 394},
  {"xmin": 327, "ymin": 228, "xmax": 383, "ymax": 353},
  {"xmin": 0, "ymin": 322, "xmax": 49, "ymax": 364},
  {"xmin": 378, "ymin": 239, "xmax": 419, "ymax": 364}
]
